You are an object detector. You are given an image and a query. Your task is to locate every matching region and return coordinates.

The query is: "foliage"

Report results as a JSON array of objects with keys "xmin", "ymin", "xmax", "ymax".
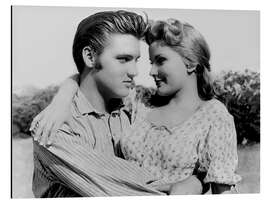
[
  {"xmin": 12, "ymin": 86, "xmax": 59, "ymax": 138},
  {"xmin": 213, "ymin": 69, "xmax": 260, "ymax": 144}
]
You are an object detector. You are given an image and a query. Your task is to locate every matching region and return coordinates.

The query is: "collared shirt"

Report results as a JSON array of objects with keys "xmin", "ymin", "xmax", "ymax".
[{"xmin": 32, "ymin": 89, "xmax": 164, "ymax": 197}]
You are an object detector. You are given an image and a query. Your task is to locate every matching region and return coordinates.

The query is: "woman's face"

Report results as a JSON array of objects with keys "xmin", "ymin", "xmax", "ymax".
[{"xmin": 149, "ymin": 42, "xmax": 190, "ymax": 96}]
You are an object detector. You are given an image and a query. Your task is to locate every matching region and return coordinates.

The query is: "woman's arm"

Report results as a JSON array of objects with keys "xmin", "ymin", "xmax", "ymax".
[
  {"xmin": 169, "ymin": 175, "xmax": 202, "ymax": 195},
  {"xmin": 150, "ymin": 175, "xmax": 202, "ymax": 195},
  {"xmin": 30, "ymin": 74, "xmax": 79, "ymax": 146},
  {"xmin": 201, "ymin": 104, "xmax": 242, "ymax": 194}
]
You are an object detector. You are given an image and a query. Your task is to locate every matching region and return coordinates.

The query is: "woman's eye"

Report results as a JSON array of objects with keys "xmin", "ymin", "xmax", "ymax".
[{"xmin": 156, "ymin": 57, "xmax": 166, "ymax": 65}]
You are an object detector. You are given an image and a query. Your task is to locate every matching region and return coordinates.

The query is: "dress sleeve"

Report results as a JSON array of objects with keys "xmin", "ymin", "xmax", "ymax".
[{"xmin": 202, "ymin": 110, "xmax": 242, "ymax": 185}]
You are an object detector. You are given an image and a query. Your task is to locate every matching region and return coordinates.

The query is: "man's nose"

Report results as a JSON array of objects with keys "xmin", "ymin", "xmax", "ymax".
[{"xmin": 127, "ymin": 62, "xmax": 139, "ymax": 78}]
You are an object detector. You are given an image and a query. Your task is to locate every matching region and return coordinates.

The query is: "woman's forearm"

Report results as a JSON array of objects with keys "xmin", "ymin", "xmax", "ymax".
[
  {"xmin": 169, "ymin": 175, "xmax": 202, "ymax": 195},
  {"xmin": 52, "ymin": 74, "xmax": 79, "ymax": 104}
]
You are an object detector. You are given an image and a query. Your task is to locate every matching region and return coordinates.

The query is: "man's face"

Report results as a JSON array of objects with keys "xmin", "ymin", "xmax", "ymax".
[{"xmin": 93, "ymin": 34, "xmax": 140, "ymax": 99}]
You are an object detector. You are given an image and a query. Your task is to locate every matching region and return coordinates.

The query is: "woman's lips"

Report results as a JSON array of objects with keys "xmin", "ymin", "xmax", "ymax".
[{"xmin": 154, "ymin": 78, "xmax": 165, "ymax": 87}]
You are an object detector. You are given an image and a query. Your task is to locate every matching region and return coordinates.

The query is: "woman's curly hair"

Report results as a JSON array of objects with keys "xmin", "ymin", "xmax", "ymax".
[{"xmin": 145, "ymin": 19, "xmax": 214, "ymax": 101}]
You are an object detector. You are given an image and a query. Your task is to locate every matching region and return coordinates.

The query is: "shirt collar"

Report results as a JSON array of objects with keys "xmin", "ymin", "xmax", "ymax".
[
  {"xmin": 74, "ymin": 89, "xmax": 104, "ymax": 117},
  {"xmin": 74, "ymin": 89, "xmax": 124, "ymax": 117}
]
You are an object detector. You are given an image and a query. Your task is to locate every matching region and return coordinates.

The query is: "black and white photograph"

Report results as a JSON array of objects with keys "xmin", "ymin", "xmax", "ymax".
[{"xmin": 11, "ymin": 4, "xmax": 260, "ymax": 199}]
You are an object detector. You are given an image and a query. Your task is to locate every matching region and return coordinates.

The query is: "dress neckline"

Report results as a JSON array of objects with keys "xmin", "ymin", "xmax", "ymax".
[{"xmin": 141, "ymin": 99, "xmax": 215, "ymax": 131}]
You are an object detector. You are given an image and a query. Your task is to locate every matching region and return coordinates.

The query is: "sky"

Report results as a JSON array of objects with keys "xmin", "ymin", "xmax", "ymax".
[{"xmin": 12, "ymin": 6, "xmax": 259, "ymax": 89}]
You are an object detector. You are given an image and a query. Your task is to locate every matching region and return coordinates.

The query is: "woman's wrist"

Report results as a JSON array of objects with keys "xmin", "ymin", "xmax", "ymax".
[
  {"xmin": 190, "ymin": 175, "xmax": 203, "ymax": 194},
  {"xmin": 169, "ymin": 176, "xmax": 202, "ymax": 195}
]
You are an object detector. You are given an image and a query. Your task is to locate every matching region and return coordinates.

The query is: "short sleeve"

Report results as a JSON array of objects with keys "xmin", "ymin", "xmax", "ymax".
[{"xmin": 202, "ymin": 109, "xmax": 242, "ymax": 185}]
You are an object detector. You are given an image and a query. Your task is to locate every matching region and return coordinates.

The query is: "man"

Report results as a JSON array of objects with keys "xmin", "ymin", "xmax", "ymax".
[{"xmin": 31, "ymin": 10, "xmax": 164, "ymax": 197}]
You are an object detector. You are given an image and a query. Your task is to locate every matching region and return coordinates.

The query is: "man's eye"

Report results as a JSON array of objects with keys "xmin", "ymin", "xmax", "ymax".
[{"xmin": 117, "ymin": 57, "xmax": 130, "ymax": 63}]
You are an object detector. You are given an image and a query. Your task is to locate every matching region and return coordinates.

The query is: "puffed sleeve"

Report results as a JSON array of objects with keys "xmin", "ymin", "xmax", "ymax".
[{"xmin": 201, "ymin": 107, "xmax": 242, "ymax": 185}]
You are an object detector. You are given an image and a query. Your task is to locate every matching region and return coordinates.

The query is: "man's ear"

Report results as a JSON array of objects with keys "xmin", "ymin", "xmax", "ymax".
[{"xmin": 82, "ymin": 46, "xmax": 96, "ymax": 68}]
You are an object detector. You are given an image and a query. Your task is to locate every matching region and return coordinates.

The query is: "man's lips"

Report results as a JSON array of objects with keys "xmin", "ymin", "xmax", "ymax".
[
  {"xmin": 123, "ymin": 80, "xmax": 132, "ymax": 84},
  {"xmin": 123, "ymin": 80, "xmax": 134, "ymax": 88}
]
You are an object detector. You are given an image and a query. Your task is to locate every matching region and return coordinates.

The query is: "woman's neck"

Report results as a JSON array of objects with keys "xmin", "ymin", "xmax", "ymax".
[{"xmin": 167, "ymin": 82, "xmax": 203, "ymax": 111}]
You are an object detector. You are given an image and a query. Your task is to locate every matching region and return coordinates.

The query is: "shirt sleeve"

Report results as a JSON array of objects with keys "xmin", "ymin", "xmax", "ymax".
[
  {"xmin": 34, "ymin": 124, "xmax": 164, "ymax": 196},
  {"xmin": 202, "ymin": 111, "xmax": 242, "ymax": 185}
]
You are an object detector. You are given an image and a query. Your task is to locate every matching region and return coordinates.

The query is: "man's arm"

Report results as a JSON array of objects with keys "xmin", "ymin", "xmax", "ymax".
[{"xmin": 34, "ymin": 128, "xmax": 164, "ymax": 196}]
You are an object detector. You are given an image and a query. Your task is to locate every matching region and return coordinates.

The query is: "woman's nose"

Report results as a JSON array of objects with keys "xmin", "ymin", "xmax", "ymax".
[{"xmin": 149, "ymin": 65, "xmax": 158, "ymax": 77}]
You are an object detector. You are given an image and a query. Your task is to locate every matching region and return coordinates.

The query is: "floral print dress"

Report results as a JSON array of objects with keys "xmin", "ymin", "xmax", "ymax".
[{"xmin": 120, "ymin": 98, "xmax": 241, "ymax": 186}]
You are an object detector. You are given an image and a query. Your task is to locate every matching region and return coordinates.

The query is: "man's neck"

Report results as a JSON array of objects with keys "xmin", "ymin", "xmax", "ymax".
[{"xmin": 79, "ymin": 74, "xmax": 110, "ymax": 114}]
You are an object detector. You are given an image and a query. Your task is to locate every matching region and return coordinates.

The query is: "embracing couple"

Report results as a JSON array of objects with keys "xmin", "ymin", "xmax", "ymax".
[{"xmin": 30, "ymin": 10, "xmax": 241, "ymax": 197}]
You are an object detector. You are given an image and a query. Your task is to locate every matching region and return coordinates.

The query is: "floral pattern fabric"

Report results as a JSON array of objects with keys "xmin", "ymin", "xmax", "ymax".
[{"xmin": 121, "ymin": 99, "xmax": 241, "ymax": 185}]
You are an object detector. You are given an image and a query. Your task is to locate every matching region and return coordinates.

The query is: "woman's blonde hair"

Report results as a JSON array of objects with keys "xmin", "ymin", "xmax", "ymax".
[{"xmin": 145, "ymin": 19, "xmax": 214, "ymax": 100}]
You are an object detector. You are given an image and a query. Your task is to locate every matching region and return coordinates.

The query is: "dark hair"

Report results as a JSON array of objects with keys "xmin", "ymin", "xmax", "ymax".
[
  {"xmin": 145, "ymin": 19, "xmax": 214, "ymax": 101},
  {"xmin": 72, "ymin": 10, "xmax": 148, "ymax": 74}
]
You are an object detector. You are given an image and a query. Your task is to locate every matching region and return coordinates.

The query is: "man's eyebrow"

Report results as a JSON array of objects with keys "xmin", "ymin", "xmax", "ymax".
[{"xmin": 115, "ymin": 54, "xmax": 140, "ymax": 58}]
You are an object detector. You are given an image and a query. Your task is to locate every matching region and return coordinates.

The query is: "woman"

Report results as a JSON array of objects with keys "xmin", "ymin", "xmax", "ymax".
[{"xmin": 31, "ymin": 18, "xmax": 241, "ymax": 194}]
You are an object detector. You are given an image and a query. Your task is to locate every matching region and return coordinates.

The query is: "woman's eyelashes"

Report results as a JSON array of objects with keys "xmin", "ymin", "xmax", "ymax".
[{"xmin": 150, "ymin": 56, "xmax": 167, "ymax": 66}]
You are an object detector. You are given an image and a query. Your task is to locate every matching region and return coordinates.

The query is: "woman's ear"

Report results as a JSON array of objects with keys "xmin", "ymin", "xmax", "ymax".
[
  {"xmin": 186, "ymin": 64, "xmax": 197, "ymax": 75},
  {"xmin": 82, "ymin": 46, "xmax": 96, "ymax": 68}
]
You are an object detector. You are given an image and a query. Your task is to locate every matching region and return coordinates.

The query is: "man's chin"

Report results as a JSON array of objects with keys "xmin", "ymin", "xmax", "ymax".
[{"xmin": 113, "ymin": 89, "xmax": 130, "ymax": 99}]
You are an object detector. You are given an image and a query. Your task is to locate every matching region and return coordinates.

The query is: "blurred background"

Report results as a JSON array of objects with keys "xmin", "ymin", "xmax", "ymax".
[{"xmin": 12, "ymin": 6, "xmax": 260, "ymax": 197}]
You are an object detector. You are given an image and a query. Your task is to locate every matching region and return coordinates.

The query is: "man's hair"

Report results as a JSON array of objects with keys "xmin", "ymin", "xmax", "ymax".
[{"xmin": 72, "ymin": 10, "xmax": 148, "ymax": 74}]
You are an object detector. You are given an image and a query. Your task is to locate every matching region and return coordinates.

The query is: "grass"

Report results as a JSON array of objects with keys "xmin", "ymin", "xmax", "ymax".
[
  {"xmin": 11, "ymin": 138, "xmax": 260, "ymax": 198},
  {"xmin": 236, "ymin": 144, "xmax": 260, "ymax": 193}
]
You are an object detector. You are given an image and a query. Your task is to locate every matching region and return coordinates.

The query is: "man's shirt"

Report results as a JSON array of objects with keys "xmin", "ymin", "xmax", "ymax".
[{"xmin": 32, "ymin": 89, "xmax": 163, "ymax": 197}]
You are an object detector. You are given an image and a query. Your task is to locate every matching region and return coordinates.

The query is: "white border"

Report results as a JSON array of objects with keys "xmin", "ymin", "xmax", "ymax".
[{"xmin": 3, "ymin": 0, "xmax": 268, "ymax": 202}]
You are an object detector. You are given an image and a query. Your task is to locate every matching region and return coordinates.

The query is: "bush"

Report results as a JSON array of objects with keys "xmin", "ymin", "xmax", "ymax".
[
  {"xmin": 213, "ymin": 69, "xmax": 260, "ymax": 144},
  {"xmin": 12, "ymin": 86, "xmax": 59, "ymax": 138}
]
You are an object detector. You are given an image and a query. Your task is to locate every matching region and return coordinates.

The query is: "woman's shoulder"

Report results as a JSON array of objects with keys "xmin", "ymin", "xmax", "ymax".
[{"xmin": 203, "ymin": 98, "xmax": 232, "ymax": 120}]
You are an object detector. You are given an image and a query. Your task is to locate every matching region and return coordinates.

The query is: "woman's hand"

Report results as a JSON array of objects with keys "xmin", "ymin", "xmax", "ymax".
[
  {"xmin": 30, "ymin": 100, "xmax": 72, "ymax": 146},
  {"xmin": 169, "ymin": 175, "xmax": 202, "ymax": 195},
  {"xmin": 149, "ymin": 175, "xmax": 202, "ymax": 195},
  {"xmin": 149, "ymin": 183, "xmax": 171, "ymax": 194}
]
